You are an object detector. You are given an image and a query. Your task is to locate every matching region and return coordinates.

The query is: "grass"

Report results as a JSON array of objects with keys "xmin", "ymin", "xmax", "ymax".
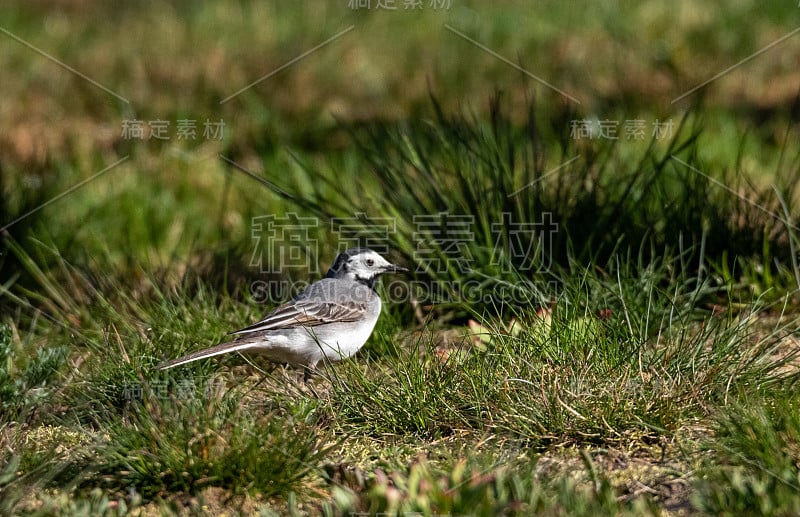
[
  {"xmin": 252, "ymin": 98, "xmax": 800, "ymax": 315},
  {"xmin": 82, "ymin": 388, "xmax": 330, "ymax": 500},
  {"xmin": 695, "ymin": 388, "xmax": 800, "ymax": 515},
  {"xmin": 0, "ymin": 323, "xmax": 68, "ymax": 417},
  {"xmin": 327, "ymin": 453, "xmax": 647, "ymax": 516},
  {"xmin": 3, "ymin": 0, "xmax": 800, "ymax": 514},
  {"xmin": 7, "ymin": 219, "xmax": 797, "ymax": 513},
  {"xmin": 328, "ymin": 254, "xmax": 798, "ymax": 443}
]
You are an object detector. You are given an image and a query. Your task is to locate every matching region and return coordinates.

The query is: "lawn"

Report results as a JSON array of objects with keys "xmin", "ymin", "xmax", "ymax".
[{"xmin": 2, "ymin": 1, "xmax": 800, "ymax": 515}]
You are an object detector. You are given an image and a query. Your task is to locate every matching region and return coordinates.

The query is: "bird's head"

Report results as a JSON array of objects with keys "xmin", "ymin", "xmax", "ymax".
[{"xmin": 325, "ymin": 248, "xmax": 407, "ymax": 288}]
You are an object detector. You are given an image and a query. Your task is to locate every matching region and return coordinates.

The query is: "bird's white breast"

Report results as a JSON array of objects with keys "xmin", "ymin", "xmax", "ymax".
[{"xmin": 311, "ymin": 296, "xmax": 382, "ymax": 363}]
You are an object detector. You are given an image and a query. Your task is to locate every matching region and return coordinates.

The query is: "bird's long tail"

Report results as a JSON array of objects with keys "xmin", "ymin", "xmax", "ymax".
[{"xmin": 158, "ymin": 340, "xmax": 260, "ymax": 370}]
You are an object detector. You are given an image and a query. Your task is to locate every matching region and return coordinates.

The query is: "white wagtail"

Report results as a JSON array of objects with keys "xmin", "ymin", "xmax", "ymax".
[{"xmin": 158, "ymin": 248, "xmax": 406, "ymax": 375}]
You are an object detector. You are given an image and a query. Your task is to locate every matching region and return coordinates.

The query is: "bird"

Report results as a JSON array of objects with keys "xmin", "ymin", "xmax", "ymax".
[{"xmin": 158, "ymin": 248, "xmax": 407, "ymax": 376}]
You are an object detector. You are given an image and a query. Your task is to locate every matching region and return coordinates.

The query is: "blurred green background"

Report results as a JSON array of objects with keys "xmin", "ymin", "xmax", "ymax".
[{"xmin": 2, "ymin": 0, "xmax": 799, "ymax": 274}]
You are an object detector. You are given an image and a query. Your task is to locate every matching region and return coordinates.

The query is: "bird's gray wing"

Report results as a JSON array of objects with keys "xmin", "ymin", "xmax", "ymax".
[
  {"xmin": 233, "ymin": 283, "xmax": 369, "ymax": 335},
  {"xmin": 157, "ymin": 297, "xmax": 365, "ymax": 370},
  {"xmin": 157, "ymin": 280, "xmax": 371, "ymax": 370}
]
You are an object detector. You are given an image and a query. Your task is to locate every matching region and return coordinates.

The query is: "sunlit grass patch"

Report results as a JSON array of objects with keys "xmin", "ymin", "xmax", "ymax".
[
  {"xmin": 329, "ymin": 259, "xmax": 799, "ymax": 450},
  {"xmin": 694, "ymin": 388, "xmax": 800, "ymax": 515},
  {"xmin": 0, "ymin": 321, "xmax": 68, "ymax": 426},
  {"xmin": 77, "ymin": 387, "xmax": 330, "ymax": 501},
  {"xmin": 326, "ymin": 451, "xmax": 663, "ymax": 517}
]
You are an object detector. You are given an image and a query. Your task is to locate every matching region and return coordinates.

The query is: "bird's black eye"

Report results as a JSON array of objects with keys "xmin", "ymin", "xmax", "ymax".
[{"xmin": 366, "ymin": 259, "xmax": 375, "ymax": 266}]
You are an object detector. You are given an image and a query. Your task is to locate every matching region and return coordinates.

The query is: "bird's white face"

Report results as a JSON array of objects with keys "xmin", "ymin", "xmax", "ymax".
[
  {"xmin": 325, "ymin": 248, "xmax": 406, "ymax": 286},
  {"xmin": 345, "ymin": 250, "xmax": 398, "ymax": 282}
]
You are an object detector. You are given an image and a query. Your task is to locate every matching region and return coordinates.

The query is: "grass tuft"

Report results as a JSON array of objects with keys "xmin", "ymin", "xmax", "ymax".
[
  {"xmin": 694, "ymin": 388, "xmax": 800, "ymax": 515},
  {"xmin": 74, "ymin": 385, "xmax": 331, "ymax": 501}
]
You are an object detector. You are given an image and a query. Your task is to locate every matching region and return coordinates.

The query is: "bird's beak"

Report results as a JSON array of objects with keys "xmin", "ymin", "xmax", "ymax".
[{"xmin": 386, "ymin": 263, "xmax": 408, "ymax": 273}]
